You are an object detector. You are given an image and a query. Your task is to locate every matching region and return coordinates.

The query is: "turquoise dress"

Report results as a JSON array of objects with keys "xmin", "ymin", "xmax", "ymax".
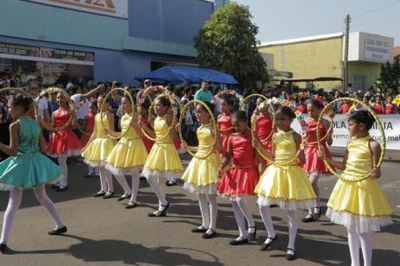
[{"xmin": 0, "ymin": 117, "xmax": 62, "ymax": 190}]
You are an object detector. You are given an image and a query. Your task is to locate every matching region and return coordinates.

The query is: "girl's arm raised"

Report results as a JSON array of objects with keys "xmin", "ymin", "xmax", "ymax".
[{"xmin": 0, "ymin": 122, "xmax": 19, "ymax": 156}]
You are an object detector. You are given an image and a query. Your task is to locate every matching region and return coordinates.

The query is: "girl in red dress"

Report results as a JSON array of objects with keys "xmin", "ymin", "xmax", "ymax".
[
  {"xmin": 218, "ymin": 111, "xmax": 259, "ymax": 245},
  {"xmin": 46, "ymin": 92, "xmax": 81, "ymax": 191},
  {"xmin": 302, "ymin": 99, "xmax": 333, "ymax": 222},
  {"xmin": 255, "ymin": 97, "xmax": 274, "ymax": 172},
  {"xmin": 80, "ymin": 101, "xmax": 98, "ymax": 177},
  {"xmin": 217, "ymin": 97, "xmax": 234, "ymax": 156}
]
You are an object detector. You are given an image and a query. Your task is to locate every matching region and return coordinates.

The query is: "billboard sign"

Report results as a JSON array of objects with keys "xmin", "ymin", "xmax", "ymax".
[
  {"xmin": 22, "ymin": 0, "xmax": 128, "ymax": 18},
  {"xmin": 348, "ymin": 32, "xmax": 394, "ymax": 63}
]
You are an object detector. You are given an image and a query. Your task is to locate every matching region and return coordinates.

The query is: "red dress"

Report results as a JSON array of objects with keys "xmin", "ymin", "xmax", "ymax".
[
  {"xmin": 141, "ymin": 116, "xmax": 154, "ymax": 152},
  {"xmin": 217, "ymin": 113, "xmax": 233, "ymax": 156},
  {"xmin": 218, "ymin": 133, "xmax": 259, "ymax": 196},
  {"xmin": 80, "ymin": 113, "xmax": 95, "ymax": 147},
  {"xmin": 256, "ymin": 113, "xmax": 273, "ymax": 152},
  {"xmin": 46, "ymin": 108, "xmax": 81, "ymax": 157},
  {"xmin": 303, "ymin": 119, "xmax": 331, "ymax": 173}
]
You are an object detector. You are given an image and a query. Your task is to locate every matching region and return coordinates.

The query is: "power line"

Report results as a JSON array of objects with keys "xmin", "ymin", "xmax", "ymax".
[{"xmin": 352, "ymin": 0, "xmax": 400, "ymax": 19}]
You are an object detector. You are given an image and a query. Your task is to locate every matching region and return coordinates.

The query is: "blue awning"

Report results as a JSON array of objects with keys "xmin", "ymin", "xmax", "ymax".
[{"xmin": 136, "ymin": 66, "xmax": 238, "ymax": 84}]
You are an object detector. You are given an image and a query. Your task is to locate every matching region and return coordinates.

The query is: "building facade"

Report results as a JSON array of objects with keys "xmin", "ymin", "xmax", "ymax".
[
  {"xmin": 0, "ymin": 0, "xmax": 225, "ymax": 85},
  {"xmin": 259, "ymin": 32, "xmax": 394, "ymax": 91}
]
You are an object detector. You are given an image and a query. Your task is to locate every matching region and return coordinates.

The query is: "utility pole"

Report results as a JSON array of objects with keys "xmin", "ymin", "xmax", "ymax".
[{"xmin": 343, "ymin": 14, "xmax": 351, "ymax": 92}]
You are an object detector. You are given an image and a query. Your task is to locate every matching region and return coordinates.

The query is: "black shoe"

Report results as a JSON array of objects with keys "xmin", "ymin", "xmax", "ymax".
[
  {"xmin": 92, "ymin": 191, "xmax": 106, "ymax": 197},
  {"xmin": 50, "ymin": 184, "xmax": 59, "ymax": 189},
  {"xmin": 85, "ymin": 173, "xmax": 94, "ymax": 178},
  {"xmin": 148, "ymin": 203, "xmax": 169, "ymax": 217},
  {"xmin": 229, "ymin": 237, "xmax": 248, "ymax": 245},
  {"xmin": 102, "ymin": 191, "xmax": 114, "ymax": 199},
  {"xmin": 165, "ymin": 180, "xmax": 177, "ymax": 187},
  {"xmin": 260, "ymin": 235, "xmax": 278, "ymax": 251},
  {"xmin": 286, "ymin": 248, "xmax": 296, "ymax": 261},
  {"xmin": 191, "ymin": 226, "xmax": 207, "ymax": 233},
  {"xmin": 248, "ymin": 226, "xmax": 257, "ymax": 241},
  {"xmin": 125, "ymin": 202, "xmax": 137, "ymax": 209},
  {"xmin": 48, "ymin": 226, "xmax": 67, "ymax": 235},
  {"xmin": 0, "ymin": 243, "xmax": 9, "ymax": 254},
  {"xmin": 302, "ymin": 214, "xmax": 315, "ymax": 223},
  {"xmin": 117, "ymin": 194, "xmax": 131, "ymax": 201},
  {"xmin": 202, "ymin": 229, "xmax": 216, "ymax": 239},
  {"xmin": 56, "ymin": 186, "xmax": 68, "ymax": 192}
]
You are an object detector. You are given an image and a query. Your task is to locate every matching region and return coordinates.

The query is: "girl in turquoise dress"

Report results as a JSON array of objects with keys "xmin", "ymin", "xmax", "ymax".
[{"xmin": 0, "ymin": 95, "xmax": 67, "ymax": 253}]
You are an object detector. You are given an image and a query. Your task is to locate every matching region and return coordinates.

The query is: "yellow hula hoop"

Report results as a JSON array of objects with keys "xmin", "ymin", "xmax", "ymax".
[
  {"xmin": 304, "ymin": 117, "xmax": 334, "ymax": 146},
  {"xmin": 316, "ymin": 97, "xmax": 386, "ymax": 182},
  {"xmin": 100, "ymin": 87, "xmax": 135, "ymax": 140},
  {"xmin": 40, "ymin": 87, "xmax": 74, "ymax": 132},
  {"xmin": 178, "ymin": 100, "xmax": 217, "ymax": 159},
  {"xmin": 141, "ymin": 94, "xmax": 178, "ymax": 142}
]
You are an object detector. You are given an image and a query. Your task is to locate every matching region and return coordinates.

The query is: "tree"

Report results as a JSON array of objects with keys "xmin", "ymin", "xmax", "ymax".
[
  {"xmin": 194, "ymin": 3, "xmax": 268, "ymax": 89},
  {"xmin": 378, "ymin": 57, "xmax": 400, "ymax": 94}
]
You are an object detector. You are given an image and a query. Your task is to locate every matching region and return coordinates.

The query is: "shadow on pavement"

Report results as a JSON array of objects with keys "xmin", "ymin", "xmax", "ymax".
[{"xmin": 9, "ymin": 234, "xmax": 223, "ymax": 266}]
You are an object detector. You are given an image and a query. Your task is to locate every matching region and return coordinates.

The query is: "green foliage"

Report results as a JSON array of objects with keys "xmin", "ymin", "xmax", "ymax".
[
  {"xmin": 194, "ymin": 3, "xmax": 268, "ymax": 89},
  {"xmin": 378, "ymin": 57, "xmax": 400, "ymax": 94}
]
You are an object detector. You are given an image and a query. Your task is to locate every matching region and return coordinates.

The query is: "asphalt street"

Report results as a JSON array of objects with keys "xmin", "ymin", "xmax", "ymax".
[{"xmin": 0, "ymin": 155, "xmax": 399, "ymax": 266}]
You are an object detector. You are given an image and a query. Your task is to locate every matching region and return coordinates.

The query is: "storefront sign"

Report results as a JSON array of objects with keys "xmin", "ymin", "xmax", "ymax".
[
  {"xmin": 21, "ymin": 0, "xmax": 128, "ymax": 18},
  {"xmin": 292, "ymin": 114, "xmax": 400, "ymax": 150},
  {"xmin": 0, "ymin": 42, "xmax": 94, "ymax": 65}
]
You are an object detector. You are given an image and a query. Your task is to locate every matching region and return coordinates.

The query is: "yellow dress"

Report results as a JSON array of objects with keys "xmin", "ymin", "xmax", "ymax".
[
  {"xmin": 81, "ymin": 112, "xmax": 115, "ymax": 167},
  {"xmin": 105, "ymin": 113, "xmax": 148, "ymax": 175},
  {"xmin": 181, "ymin": 123, "xmax": 221, "ymax": 194},
  {"xmin": 142, "ymin": 115, "xmax": 183, "ymax": 180},
  {"xmin": 255, "ymin": 130, "xmax": 316, "ymax": 210},
  {"xmin": 326, "ymin": 136, "xmax": 393, "ymax": 233}
]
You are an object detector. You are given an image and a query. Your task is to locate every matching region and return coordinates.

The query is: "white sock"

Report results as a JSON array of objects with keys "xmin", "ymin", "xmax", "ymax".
[
  {"xmin": 359, "ymin": 232, "xmax": 372, "ymax": 266},
  {"xmin": 259, "ymin": 205, "xmax": 276, "ymax": 242},
  {"xmin": 208, "ymin": 195, "xmax": 218, "ymax": 231},
  {"xmin": 33, "ymin": 186, "xmax": 64, "ymax": 228},
  {"xmin": 0, "ymin": 188, "xmax": 23, "ymax": 244},
  {"xmin": 287, "ymin": 210, "xmax": 298, "ymax": 250},
  {"xmin": 129, "ymin": 169, "xmax": 140, "ymax": 203},
  {"xmin": 57, "ymin": 154, "xmax": 68, "ymax": 187},
  {"xmin": 88, "ymin": 165, "xmax": 93, "ymax": 175},
  {"xmin": 308, "ymin": 171, "xmax": 321, "ymax": 214},
  {"xmin": 114, "ymin": 174, "xmax": 132, "ymax": 195},
  {"xmin": 99, "ymin": 167, "xmax": 113, "ymax": 192},
  {"xmin": 146, "ymin": 175, "xmax": 167, "ymax": 208},
  {"xmin": 236, "ymin": 196, "xmax": 255, "ymax": 228},
  {"xmin": 232, "ymin": 201, "xmax": 247, "ymax": 238},
  {"xmin": 197, "ymin": 193, "xmax": 210, "ymax": 228},
  {"xmin": 348, "ymin": 230, "xmax": 361, "ymax": 266}
]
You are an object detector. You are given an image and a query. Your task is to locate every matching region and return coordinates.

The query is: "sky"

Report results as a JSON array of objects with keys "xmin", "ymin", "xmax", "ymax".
[{"xmin": 234, "ymin": 0, "xmax": 400, "ymax": 46}]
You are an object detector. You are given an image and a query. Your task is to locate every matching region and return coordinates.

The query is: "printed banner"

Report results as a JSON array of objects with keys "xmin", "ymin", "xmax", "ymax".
[
  {"xmin": 0, "ymin": 42, "xmax": 94, "ymax": 65},
  {"xmin": 21, "ymin": 0, "xmax": 128, "ymax": 18},
  {"xmin": 292, "ymin": 114, "xmax": 400, "ymax": 150}
]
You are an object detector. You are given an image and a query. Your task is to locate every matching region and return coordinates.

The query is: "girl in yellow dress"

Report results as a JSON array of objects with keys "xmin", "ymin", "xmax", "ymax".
[
  {"xmin": 81, "ymin": 95, "xmax": 131, "ymax": 199},
  {"xmin": 141, "ymin": 96, "xmax": 183, "ymax": 217},
  {"xmin": 181, "ymin": 102, "xmax": 221, "ymax": 239},
  {"xmin": 319, "ymin": 110, "xmax": 392, "ymax": 266},
  {"xmin": 254, "ymin": 106, "xmax": 316, "ymax": 261},
  {"xmin": 105, "ymin": 95, "xmax": 148, "ymax": 208}
]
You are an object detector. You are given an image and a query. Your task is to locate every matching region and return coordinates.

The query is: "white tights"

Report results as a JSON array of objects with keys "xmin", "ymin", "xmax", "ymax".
[
  {"xmin": 0, "ymin": 187, "xmax": 64, "ymax": 244},
  {"xmin": 308, "ymin": 171, "xmax": 321, "ymax": 214},
  {"xmin": 146, "ymin": 175, "xmax": 168, "ymax": 209},
  {"xmin": 259, "ymin": 205, "xmax": 298, "ymax": 250},
  {"xmin": 99, "ymin": 166, "xmax": 112, "ymax": 192},
  {"xmin": 57, "ymin": 154, "xmax": 68, "ymax": 187},
  {"xmin": 348, "ymin": 229, "xmax": 372, "ymax": 266},
  {"xmin": 197, "ymin": 193, "xmax": 217, "ymax": 231},
  {"xmin": 231, "ymin": 196, "xmax": 255, "ymax": 238},
  {"xmin": 128, "ymin": 169, "xmax": 140, "ymax": 203}
]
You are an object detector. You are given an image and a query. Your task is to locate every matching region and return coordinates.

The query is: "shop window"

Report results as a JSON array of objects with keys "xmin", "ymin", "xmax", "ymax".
[{"xmin": 353, "ymin": 74, "xmax": 368, "ymax": 92}]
